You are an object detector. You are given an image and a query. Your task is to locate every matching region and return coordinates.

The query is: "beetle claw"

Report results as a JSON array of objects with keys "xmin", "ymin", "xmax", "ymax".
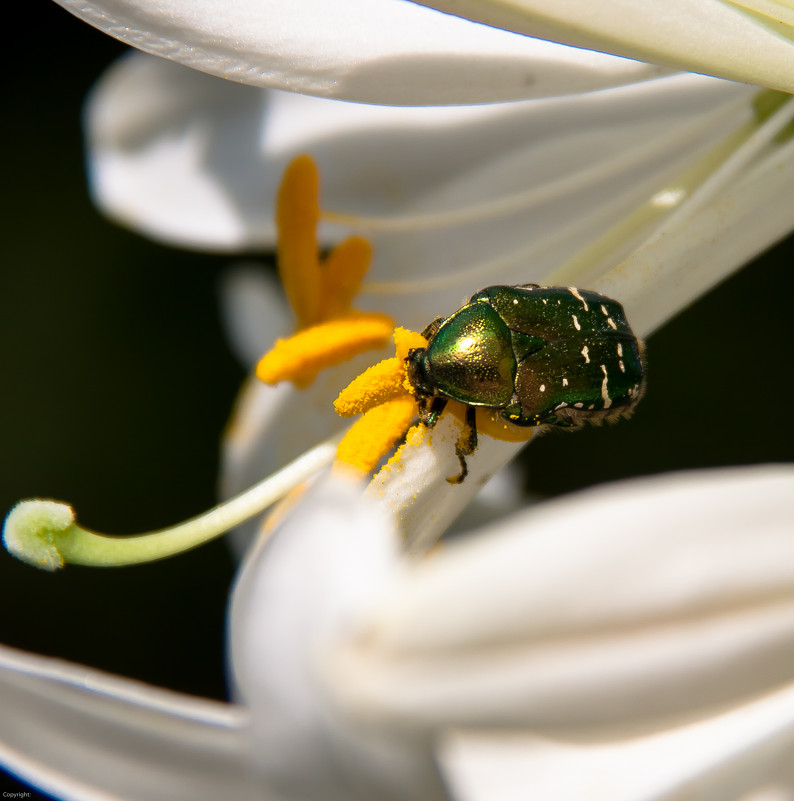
[{"xmin": 446, "ymin": 454, "xmax": 468, "ymax": 485}]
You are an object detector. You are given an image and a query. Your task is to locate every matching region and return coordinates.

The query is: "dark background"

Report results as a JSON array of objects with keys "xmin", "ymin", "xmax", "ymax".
[{"xmin": 2, "ymin": 3, "xmax": 793, "ymax": 798}]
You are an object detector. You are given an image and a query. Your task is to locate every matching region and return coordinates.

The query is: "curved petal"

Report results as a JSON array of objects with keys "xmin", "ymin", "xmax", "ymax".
[
  {"xmin": 86, "ymin": 54, "xmax": 271, "ymax": 251},
  {"xmin": 87, "ymin": 54, "xmax": 747, "ymax": 274},
  {"xmin": 417, "ymin": 0, "xmax": 794, "ymax": 94},
  {"xmin": 56, "ymin": 0, "xmax": 665, "ymax": 104},
  {"xmin": 228, "ymin": 472, "xmax": 450, "ymax": 801},
  {"xmin": 438, "ymin": 682, "xmax": 794, "ymax": 801},
  {"xmin": 0, "ymin": 644, "xmax": 262, "ymax": 801},
  {"xmin": 323, "ymin": 465, "xmax": 794, "ymax": 738}
]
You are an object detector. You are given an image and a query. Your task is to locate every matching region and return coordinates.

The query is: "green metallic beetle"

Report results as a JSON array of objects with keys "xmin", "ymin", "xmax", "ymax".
[{"xmin": 405, "ymin": 284, "xmax": 645, "ymax": 483}]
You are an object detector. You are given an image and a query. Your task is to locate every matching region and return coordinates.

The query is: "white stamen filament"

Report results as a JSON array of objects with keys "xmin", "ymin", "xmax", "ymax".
[{"xmin": 354, "ymin": 91, "xmax": 791, "ymax": 297}]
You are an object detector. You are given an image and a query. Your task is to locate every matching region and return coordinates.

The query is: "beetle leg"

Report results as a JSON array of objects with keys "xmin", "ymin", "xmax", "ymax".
[
  {"xmin": 420, "ymin": 316, "xmax": 446, "ymax": 340},
  {"xmin": 448, "ymin": 405, "xmax": 478, "ymax": 485},
  {"xmin": 420, "ymin": 396, "xmax": 447, "ymax": 428}
]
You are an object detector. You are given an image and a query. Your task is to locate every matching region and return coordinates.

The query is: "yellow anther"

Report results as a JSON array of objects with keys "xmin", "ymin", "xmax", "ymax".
[
  {"xmin": 257, "ymin": 313, "xmax": 394, "ymax": 385},
  {"xmin": 335, "ymin": 396, "xmax": 418, "ymax": 476},
  {"xmin": 317, "ymin": 236, "xmax": 372, "ymax": 321},
  {"xmin": 333, "ymin": 326, "xmax": 431, "ymax": 472},
  {"xmin": 277, "ymin": 155, "xmax": 322, "ymax": 330},
  {"xmin": 334, "ymin": 327, "xmax": 429, "ymax": 415},
  {"xmin": 334, "ymin": 357, "xmax": 405, "ymax": 416},
  {"xmin": 258, "ymin": 156, "xmax": 395, "ymax": 387}
]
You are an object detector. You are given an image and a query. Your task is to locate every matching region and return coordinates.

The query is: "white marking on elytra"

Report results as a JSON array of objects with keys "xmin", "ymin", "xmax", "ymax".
[
  {"xmin": 540, "ymin": 384, "xmax": 546, "ymax": 392},
  {"xmin": 562, "ymin": 377, "xmax": 569, "ymax": 387},
  {"xmin": 542, "ymin": 299, "xmax": 548, "ymax": 305},
  {"xmin": 617, "ymin": 342, "xmax": 623, "ymax": 357},
  {"xmin": 572, "ymin": 314, "xmax": 581, "ymax": 331},
  {"xmin": 600, "ymin": 364, "xmax": 612, "ymax": 409},
  {"xmin": 607, "ymin": 317, "xmax": 617, "ymax": 330},
  {"xmin": 568, "ymin": 287, "xmax": 589, "ymax": 311},
  {"xmin": 574, "ymin": 402, "xmax": 584, "ymax": 409},
  {"xmin": 556, "ymin": 402, "xmax": 568, "ymax": 409},
  {"xmin": 600, "ymin": 304, "xmax": 609, "ymax": 316},
  {"xmin": 513, "ymin": 298, "xmax": 519, "ymax": 305},
  {"xmin": 581, "ymin": 345, "xmax": 590, "ymax": 364},
  {"xmin": 588, "ymin": 404, "xmax": 595, "ymax": 410},
  {"xmin": 619, "ymin": 360, "xmax": 626, "ymax": 373}
]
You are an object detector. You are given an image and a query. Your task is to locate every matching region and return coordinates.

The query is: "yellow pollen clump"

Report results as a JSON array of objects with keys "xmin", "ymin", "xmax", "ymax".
[
  {"xmin": 475, "ymin": 407, "xmax": 536, "ymax": 444},
  {"xmin": 334, "ymin": 396, "xmax": 418, "ymax": 476},
  {"xmin": 334, "ymin": 326, "xmax": 429, "ymax": 416},
  {"xmin": 334, "ymin": 357, "xmax": 405, "ymax": 416},
  {"xmin": 394, "ymin": 327, "xmax": 429, "ymax": 360},
  {"xmin": 333, "ymin": 326, "xmax": 430, "ymax": 474}
]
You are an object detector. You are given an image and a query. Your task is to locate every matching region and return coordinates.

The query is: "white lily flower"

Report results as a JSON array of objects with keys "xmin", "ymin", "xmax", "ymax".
[
  {"xmin": 54, "ymin": 0, "xmax": 794, "ymax": 101},
  {"xmin": 3, "ymin": 4, "xmax": 793, "ymax": 800}
]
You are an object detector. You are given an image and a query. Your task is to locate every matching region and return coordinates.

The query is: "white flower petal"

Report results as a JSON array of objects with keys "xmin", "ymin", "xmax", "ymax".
[
  {"xmin": 88, "ymin": 53, "xmax": 749, "ymax": 286},
  {"xmin": 416, "ymin": 0, "xmax": 794, "ymax": 93},
  {"xmin": 57, "ymin": 0, "xmax": 664, "ymax": 104},
  {"xmin": 324, "ymin": 465, "xmax": 794, "ymax": 738},
  {"xmin": 438, "ymin": 681, "xmax": 794, "ymax": 801},
  {"xmin": 88, "ymin": 53, "xmax": 670, "ymax": 253},
  {"xmin": 357, "ymin": 75, "xmax": 754, "ymax": 329},
  {"xmin": 229, "ymin": 472, "xmax": 449, "ymax": 801},
  {"xmin": 86, "ymin": 54, "xmax": 271, "ymax": 251},
  {"xmin": 367, "ymin": 412, "xmax": 537, "ymax": 555},
  {"xmin": 0, "ymin": 644, "xmax": 260, "ymax": 801},
  {"xmin": 597, "ymin": 128, "xmax": 794, "ymax": 337}
]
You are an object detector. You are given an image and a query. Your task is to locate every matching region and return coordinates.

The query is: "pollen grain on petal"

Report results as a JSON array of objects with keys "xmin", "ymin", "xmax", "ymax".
[
  {"xmin": 335, "ymin": 396, "xmax": 418, "ymax": 476},
  {"xmin": 475, "ymin": 407, "xmax": 537, "ymax": 444},
  {"xmin": 334, "ymin": 357, "xmax": 406, "ymax": 416},
  {"xmin": 277, "ymin": 155, "xmax": 322, "ymax": 329},
  {"xmin": 256, "ymin": 313, "xmax": 394, "ymax": 386}
]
